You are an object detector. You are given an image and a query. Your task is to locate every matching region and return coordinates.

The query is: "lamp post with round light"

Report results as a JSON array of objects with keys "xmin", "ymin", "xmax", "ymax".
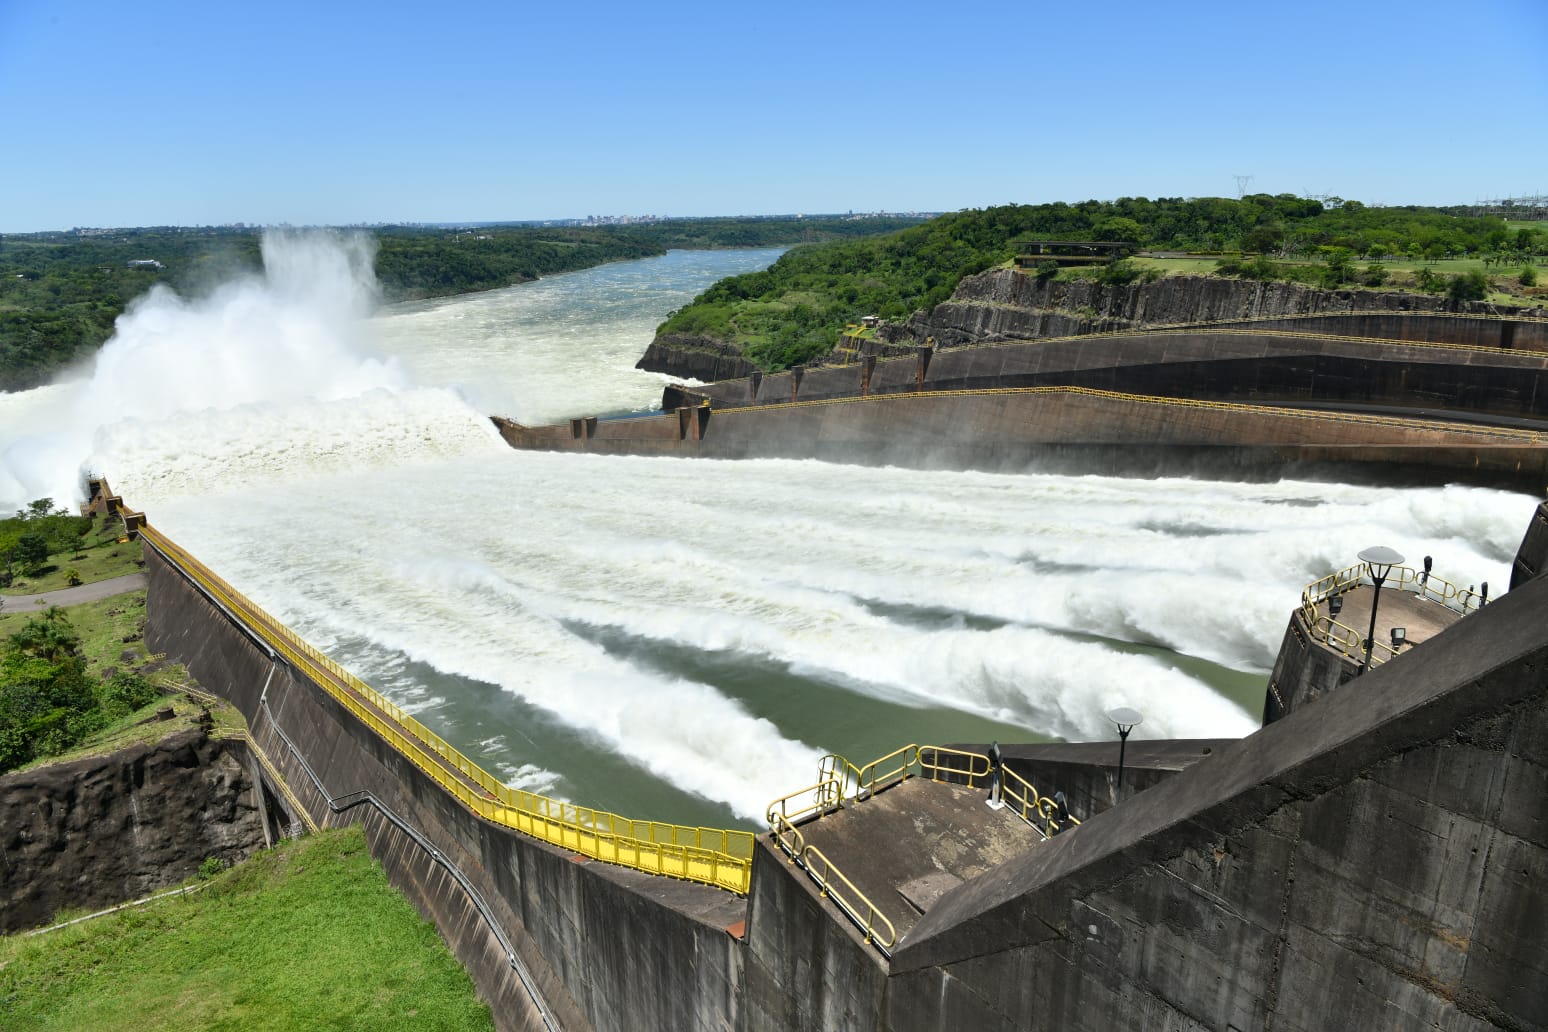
[
  {"xmin": 1357, "ymin": 545, "xmax": 1404, "ymax": 674},
  {"xmin": 1106, "ymin": 707, "xmax": 1143, "ymax": 792}
]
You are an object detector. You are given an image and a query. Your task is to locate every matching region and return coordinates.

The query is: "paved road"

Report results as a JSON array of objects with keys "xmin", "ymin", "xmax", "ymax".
[{"xmin": 0, "ymin": 573, "xmax": 148, "ymax": 613}]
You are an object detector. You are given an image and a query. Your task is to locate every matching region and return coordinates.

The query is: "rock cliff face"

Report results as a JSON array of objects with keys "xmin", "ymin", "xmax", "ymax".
[
  {"xmin": 887, "ymin": 270, "xmax": 1542, "ymax": 347},
  {"xmin": 636, "ymin": 271, "xmax": 1548, "ymax": 381},
  {"xmin": 635, "ymin": 333, "xmax": 757, "ymax": 382},
  {"xmin": 0, "ymin": 726, "xmax": 264, "ymax": 932}
]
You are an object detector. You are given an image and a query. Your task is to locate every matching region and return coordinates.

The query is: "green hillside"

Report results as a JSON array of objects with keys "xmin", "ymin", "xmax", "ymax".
[{"xmin": 655, "ymin": 197, "xmax": 1546, "ymax": 370}]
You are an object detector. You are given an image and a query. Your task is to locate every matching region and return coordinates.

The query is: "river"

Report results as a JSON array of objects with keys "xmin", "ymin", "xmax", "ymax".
[{"xmin": 0, "ymin": 235, "xmax": 1535, "ymax": 828}]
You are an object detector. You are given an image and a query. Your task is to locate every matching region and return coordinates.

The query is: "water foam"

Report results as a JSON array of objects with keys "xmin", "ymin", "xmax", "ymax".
[{"xmin": 0, "ymin": 231, "xmax": 499, "ymax": 510}]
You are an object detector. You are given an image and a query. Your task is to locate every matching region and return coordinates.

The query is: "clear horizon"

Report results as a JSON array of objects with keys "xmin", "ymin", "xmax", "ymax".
[{"xmin": 2, "ymin": 0, "xmax": 1545, "ymax": 233}]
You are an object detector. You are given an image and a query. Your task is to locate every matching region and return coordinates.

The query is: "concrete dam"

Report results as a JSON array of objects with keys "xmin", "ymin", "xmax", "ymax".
[
  {"xmin": 92, "ymin": 455, "xmax": 1547, "ymax": 1032},
  {"xmin": 501, "ymin": 311, "xmax": 1548, "ymax": 490}
]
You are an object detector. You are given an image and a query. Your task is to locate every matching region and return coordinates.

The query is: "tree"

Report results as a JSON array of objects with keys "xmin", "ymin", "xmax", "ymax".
[
  {"xmin": 1320, "ymin": 247, "xmax": 1354, "ymax": 286},
  {"xmin": 18, "ymin": 498, "xmax": 64, "ymax": 520},
  {"xmin": 0, "ymin": 608, "xmax": 98, "ymax": 771},
  {"xmin": 1094, "ymin": 217, "xmax": 1145, "ymax": 243},
  {"xmin": 14, "ymin": 532, "xmax": 48, "ymax": 574},
  {"xmin": 1242, "ymin": 224, "xmax": 1285, "ymax": 254},
  {"xmin": 1448, "ymin": 270, "xmax": 1490, "ymax": 301}
]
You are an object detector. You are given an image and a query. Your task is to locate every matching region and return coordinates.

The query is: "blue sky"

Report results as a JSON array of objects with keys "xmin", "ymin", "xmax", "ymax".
[{"xmin": 1, "ymin": 0, "xmax": 1544, "ymax": 231}]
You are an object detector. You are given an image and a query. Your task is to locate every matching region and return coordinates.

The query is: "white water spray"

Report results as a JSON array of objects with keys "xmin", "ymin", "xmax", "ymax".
[{"xmin": 0, "ymin": 231, "xmax": 495, "ymax": 509}]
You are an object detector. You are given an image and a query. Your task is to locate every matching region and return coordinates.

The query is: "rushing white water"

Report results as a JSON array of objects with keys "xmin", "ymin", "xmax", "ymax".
[{"xmin": 0, "ymin": 235, "xmax": 1535, "ymax": 826}]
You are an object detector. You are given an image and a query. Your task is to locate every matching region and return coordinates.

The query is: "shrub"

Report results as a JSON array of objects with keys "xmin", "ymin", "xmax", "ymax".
[
  {"xmin": 198, "ymin": 856, "xmax": 227, "ymax": 880},
  {"xmin": 1522, "ymin": 266, "xmax": 1538, "ymax": 287},
  {"xmin": 1034, "ymin": 259, "xmax": 1059, "ymax": 281},
  {"xmin": 1361, "ymin": 264, "xmax": 1389, "ymax": 287},
  {"xmin": 1447, "ymin": 270, "xmax": 1490, "ymax": 301},
  {"xmin": 100, "ymin": 672, "xmax": 159, "ymax": 717}
]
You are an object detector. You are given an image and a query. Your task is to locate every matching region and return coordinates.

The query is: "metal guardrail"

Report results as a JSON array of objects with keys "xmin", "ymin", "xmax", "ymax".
[
  {"xmin": 802, "ymin": 845, "xmax": 898, "ymax": 951},
  {"xmin": 1000, "ymin": 766, "xmax": 1081, "ymax": 839},
  {"xmin": 210, "ymin": 726, "xmax": 321, "ymax": 834},
  {"xmin": 139, "ymin": 523, "xmax": 755, "ymax": 895},
  {"xmin": 765, "ymin": 744, "xmax": 997, "ymax": 956},
  {"xmin": 1297, "ymin": 561, "xmax": 1486, "ymax": 669}
]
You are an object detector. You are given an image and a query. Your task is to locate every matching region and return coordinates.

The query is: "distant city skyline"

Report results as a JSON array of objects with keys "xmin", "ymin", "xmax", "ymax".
[{"xmin": 2, "ymin": 0, "xmax": 1544, "ymax": 233}]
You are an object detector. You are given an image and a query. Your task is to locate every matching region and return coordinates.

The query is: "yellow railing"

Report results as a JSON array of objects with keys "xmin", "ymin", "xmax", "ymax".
[
  {"xmin": 210, "ymin": 726, "xmax": 321, "ymax": 834},
  {"xmin": 1000, "ymin": 766, "xmax": 1081, "ymax": 839},
  {"xmin": 1306, "ymin": 614, "xmax": 1399, "ymax": 668},
  {"xmin": 764, "ymin": 743, "xmax": 998, "ymax": 955},
  {"xmin": 802, "ymin": 845, "xmax": 898, "ymax": 951},
  {"xmin": 1297, "ymin": 560, "xmax": 1486, "ymax": 670},
  {"xmin": 138, "ymin": 523, "xmax": 755, "ymax": 895},
  {"xmin": 767, "ymin": 744, "xmax": 993, "ymax": 825}
]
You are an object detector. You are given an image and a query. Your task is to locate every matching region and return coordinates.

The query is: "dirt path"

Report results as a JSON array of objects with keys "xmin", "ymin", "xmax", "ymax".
[{"xmin": 1, "ymin": 574, "xmax": 148, "ymax": 613}]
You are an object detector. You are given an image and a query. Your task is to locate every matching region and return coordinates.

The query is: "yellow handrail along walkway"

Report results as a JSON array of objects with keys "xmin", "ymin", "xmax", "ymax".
[
  {"xmin": 764, "ymin": 744, "xmax": 1078, "ymax": 955},
  {"xmin": 138, "ymin": 522, "xmax": 755, "ymax": 894}
]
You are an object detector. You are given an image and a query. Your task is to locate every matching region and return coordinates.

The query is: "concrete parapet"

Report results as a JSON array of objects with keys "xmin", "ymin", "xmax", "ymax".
[
  {"xmin": 963, "ymin": 739, "xmax": 1230, "ymax": 821},
  {"xmin": 502, "ymin": 388, "xmax": 1548, "ymax": 490},
  {"xmin": 886, "ymin": 573, "xmax": 1548, "ymax": 1031},
  {"xmin": 742, "ymin": 837, "xmax": 887, "ymax": 1032},
  {"xmin": 1511, "ymin": 500, "xmax": 1548, "ymax": 588}
]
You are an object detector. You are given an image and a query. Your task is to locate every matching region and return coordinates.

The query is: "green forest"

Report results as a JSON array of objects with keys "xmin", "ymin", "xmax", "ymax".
[
  {"xmin": 0, "ymin": 216, "xmax": 922, "ymax": 390},
  {"xmin": 655, "ymin": 197, "xmax": 1547, "ymax": 370}
]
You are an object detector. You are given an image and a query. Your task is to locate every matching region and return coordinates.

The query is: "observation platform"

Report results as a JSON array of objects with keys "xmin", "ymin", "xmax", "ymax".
[
  {"xmin": 786, "ymin": 778, "xmax": 1040, "ymax": 948},
  {"xmin": 1308, "ymin": 583, "xmax": 1459, "ymax": 661},
  {"xmin": 1300, "ymin": 561, "xmax": 1479, "ymax": 670}
]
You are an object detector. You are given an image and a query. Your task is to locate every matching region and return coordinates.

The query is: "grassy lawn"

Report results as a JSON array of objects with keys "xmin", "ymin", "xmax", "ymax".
[
  {"xmin": 0, "ymin": 826, "xmax": 495, "ymax": 1031},
  {"xmin": 0, "ymin": 590, "xmax": 149, "ymax": 678},
  {"xmin": 1, "ymin": 534, "xmax": 145, "ymax": 596}
]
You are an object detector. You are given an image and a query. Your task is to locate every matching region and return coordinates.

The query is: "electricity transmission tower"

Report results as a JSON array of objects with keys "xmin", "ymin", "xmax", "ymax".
[{"xmin": 1233, "ymin": 174, "xmax": 1255, "ymax": 199}]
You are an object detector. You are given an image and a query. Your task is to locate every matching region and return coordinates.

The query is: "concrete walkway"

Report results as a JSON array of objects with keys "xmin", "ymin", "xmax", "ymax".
[{"xmin": 0, "ymin": 573, "xmax": 148, "ymax": 613}]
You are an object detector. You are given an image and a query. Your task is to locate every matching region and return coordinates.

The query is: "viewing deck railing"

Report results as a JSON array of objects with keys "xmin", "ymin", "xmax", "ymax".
[
  {"xmin": 765, "ymin": 744, "xmax": 1009, "ymax": 954},
  {"xmin": 138, "ymin": 522, "xmax": 756, "ymax": 895},
  {"xmin": 1000, "ymin": 766, "xmax": 1082, "ymax": 840},
  {"xmin": 1298, "ymin": 561, "xmax": 1486, "ymax": 669}
]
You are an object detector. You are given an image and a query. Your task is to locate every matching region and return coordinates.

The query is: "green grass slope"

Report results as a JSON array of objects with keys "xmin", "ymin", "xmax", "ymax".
[{"xmin": 0, "ymin": 826, "xmax": 494, "ymax": 1031}]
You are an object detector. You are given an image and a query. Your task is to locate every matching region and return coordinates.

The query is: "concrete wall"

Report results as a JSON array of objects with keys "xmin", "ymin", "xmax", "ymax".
[
  {"xmin": 741, "ymin": 838, "xmax": 888, "ymax": 1032},
  {"xmin": 882, "ymin": 573, "xmax": 1548, "ymax": 1032},
  {"xmin": 143, "ymin": 543, "xmax": 747, "ymax": 1032},
  {"xmin": 676, "ymin": 328, "xmax": 1548, "ymax": 424},
  {"xmin": 1511, "ymin": 500, "xmax": 1548, "ymax": 589},
  {"xmin": 984, "ymin": 740, "xmax": 1231, "ymax": 822},
  {"xmin": 500, "ymin": 388, "xmax": 1548, "ymax": 490},
  {"xmin": 1261, "ymin": 610, "xmax": 1357, "ymax": 723}
]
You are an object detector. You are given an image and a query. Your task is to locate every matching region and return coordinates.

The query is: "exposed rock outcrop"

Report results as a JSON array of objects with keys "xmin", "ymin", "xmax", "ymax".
[
  {"xmin": 889, "ymin": 271, "xmax": 1547, "ymax": 347},
  {"xmin": 635, "ymin": 333, "xmax": 757, "ymax": 382},
  {"xmin": 0, "ymin": 726, "xmax": 264, "ymax": 932},
  {"xmin": 636, "ymin": 271, "xmax": 1548, "ymax": 381}
]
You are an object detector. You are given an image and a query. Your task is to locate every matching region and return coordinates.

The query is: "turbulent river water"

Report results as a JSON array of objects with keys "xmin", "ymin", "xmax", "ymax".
[{"xmin": 0, "ymin": 235, "xmax": 1536, "ymax": 828}]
